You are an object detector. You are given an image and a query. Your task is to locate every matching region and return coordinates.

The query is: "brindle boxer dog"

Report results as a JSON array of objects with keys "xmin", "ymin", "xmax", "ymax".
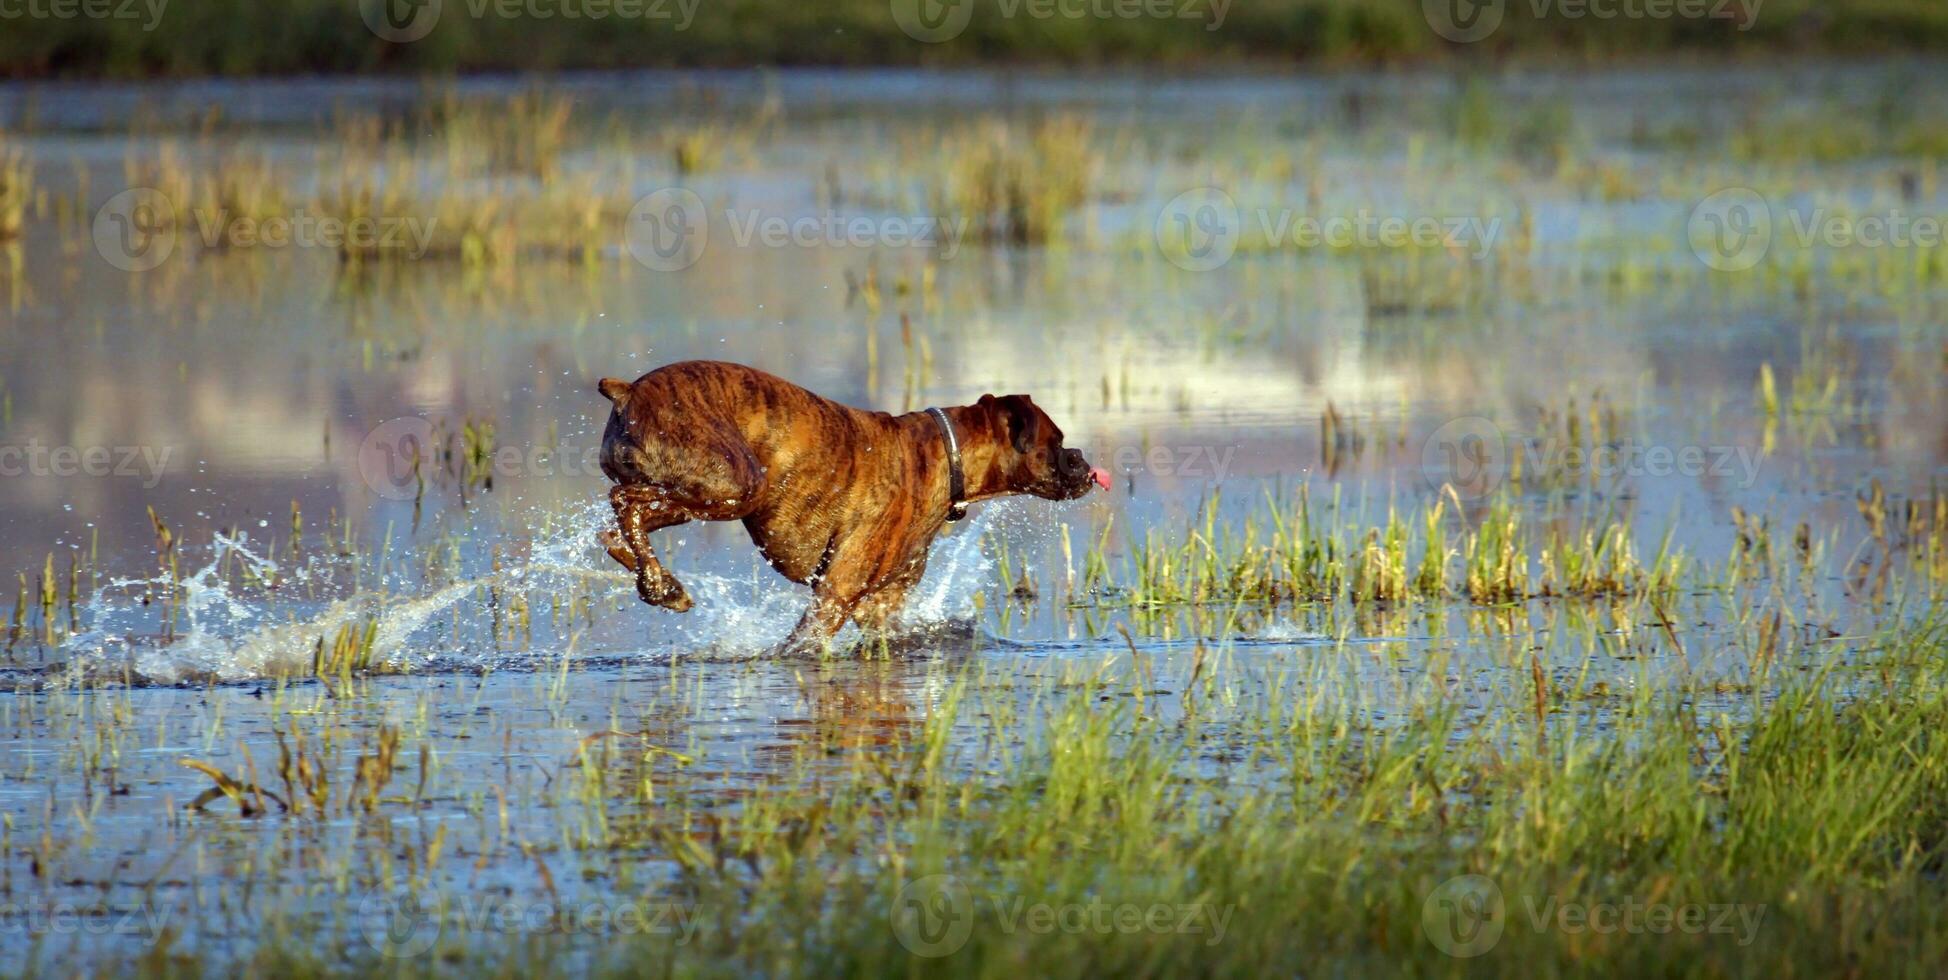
[{"xmin": 596, "ymin": 360, "xmax": 1110, "ymax": 653}]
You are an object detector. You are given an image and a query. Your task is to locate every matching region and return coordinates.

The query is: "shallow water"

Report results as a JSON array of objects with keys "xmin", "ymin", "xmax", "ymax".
[{"xmin": 0, "ymin": 65, "xmax": 1943, "ymax": 969}]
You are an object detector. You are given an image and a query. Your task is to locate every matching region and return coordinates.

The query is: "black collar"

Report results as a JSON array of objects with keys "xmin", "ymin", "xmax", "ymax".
[{"xmin": 926, "ymin": 406, "xmax": 968, "ymax": 522}]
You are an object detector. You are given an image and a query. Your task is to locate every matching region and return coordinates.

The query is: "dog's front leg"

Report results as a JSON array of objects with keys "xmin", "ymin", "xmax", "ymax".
[
  {"xmin": 850, "ymin": 586, "xmax": 911, "ymax": 634},
  {"xmin": 852, "ymin": 552, "xmax": 929, "ymax": 634},
  {"xmin": 607, "ymin": 483, "xmax": 694, "ymax": 611},
  {"xmin": 779, "ymin": 591, "xmax": 858, "ymax": 657}
]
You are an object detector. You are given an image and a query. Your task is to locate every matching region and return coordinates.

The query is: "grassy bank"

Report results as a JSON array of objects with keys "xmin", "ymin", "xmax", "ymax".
[{"xmin": 2, "ymin": 0, "xmax": 1946, "ymax": 79}]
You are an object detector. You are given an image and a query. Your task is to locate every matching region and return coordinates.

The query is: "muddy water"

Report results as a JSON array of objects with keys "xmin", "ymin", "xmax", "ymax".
[{"xmin": 0, "ymin": 66, "xmax": 1943, "ymax": 969}]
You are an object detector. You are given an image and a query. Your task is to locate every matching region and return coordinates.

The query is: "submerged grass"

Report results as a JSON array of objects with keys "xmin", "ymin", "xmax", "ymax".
[
  {"xmin": 12, "ymin": 74, "xmax": 1943, "ymax": 293},
  {"xmin": 622, "ymin": 618, "xmax": 1948, "ymax": 978},
  {"xmin": 16, "ymin": 606, "xmax": 1944, "ymax": 976},
  {"xmin": 0, "ymin": 132, "xmax": 31, "ymax": 241}
]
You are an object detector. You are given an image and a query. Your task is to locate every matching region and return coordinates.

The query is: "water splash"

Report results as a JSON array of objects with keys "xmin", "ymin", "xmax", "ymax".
[
  {"xmin": 57, "ymin": 532, "xmax": 360, "ymax": 684},
  {"xmin": 902, "ymin": 503, "xmax": 1003, "ymax": 624},
  {"xmin": 48, "ymin": 499, "xmax": 1007, "ymax": 685}
]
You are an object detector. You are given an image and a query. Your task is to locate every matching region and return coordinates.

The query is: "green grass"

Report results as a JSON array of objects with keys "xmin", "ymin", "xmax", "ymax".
[
  {"xmin": 39, "ymin": 608, "xmax": 1946, "ymax": 976},
  {"xmin": 611, "ymin": 615, "xmax": 1948, "ymax": 978}
]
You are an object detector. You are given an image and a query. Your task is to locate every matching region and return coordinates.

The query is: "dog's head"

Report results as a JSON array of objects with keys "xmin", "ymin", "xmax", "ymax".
[{"xmin": 976, "ymin": 393, "xmax": 1110, "ymax": 501}]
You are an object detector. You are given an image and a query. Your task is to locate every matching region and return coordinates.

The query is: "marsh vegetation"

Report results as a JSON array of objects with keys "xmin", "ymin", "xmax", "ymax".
[{"xmin": 0, "ymin": 65, "xmax": 1943, "ymax": 975}]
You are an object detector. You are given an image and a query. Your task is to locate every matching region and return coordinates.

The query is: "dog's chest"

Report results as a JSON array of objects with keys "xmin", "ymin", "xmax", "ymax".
[{"xmin": 741, "ymin": 508, "xmax": 835, "ymax": 584}]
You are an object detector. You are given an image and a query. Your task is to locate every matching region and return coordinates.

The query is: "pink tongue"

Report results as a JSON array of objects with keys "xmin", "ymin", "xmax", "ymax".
[{"xmin": 1090, "ymin": 466, "xmax": 1112, "ymax": 492}]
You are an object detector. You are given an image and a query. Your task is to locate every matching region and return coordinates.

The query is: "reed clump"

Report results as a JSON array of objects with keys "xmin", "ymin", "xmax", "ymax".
[
  {"xmin": 0, "ymin": 135, "xmax": 31, "ymax": 240},
  {"xmin": 1111, "ymin": 487, "xmax": 1684, "ymax": 610},
  {"xmin": 930, "ymin": 117, "xmax": 1097, "ymax": 246},
  {"xmin": 312, "ymin": 616, "xmax": 379, "ymax": 680}
]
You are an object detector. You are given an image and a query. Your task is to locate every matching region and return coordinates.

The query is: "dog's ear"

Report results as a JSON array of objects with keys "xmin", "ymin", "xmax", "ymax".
[
  {"xmin": 989, "ymin": 394, "xmax": 1040, "ymax": 454},
  {"xmin": 598, "ymin": 377, "xmax": 633, "ymax": 408}
]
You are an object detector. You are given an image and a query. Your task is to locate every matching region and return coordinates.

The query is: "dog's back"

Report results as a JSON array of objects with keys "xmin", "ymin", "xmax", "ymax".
[{"xmin": 596, "ymin": 360, "xmax": 868, "ymax": 493}]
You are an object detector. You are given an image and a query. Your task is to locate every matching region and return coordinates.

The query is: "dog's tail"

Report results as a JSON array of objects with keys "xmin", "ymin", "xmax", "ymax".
[{"xmin": 597, "ymin": 377, "xmax": 633, "ymax": 409}]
